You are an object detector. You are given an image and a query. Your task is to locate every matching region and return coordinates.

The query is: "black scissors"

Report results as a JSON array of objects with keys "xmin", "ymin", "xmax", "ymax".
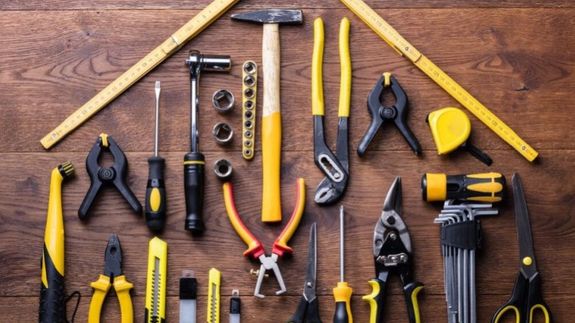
[
  {"xmin": 288, "ymin": 223, "xmax": 321, "ymax": 323},
  {"xmin": 491, "ymin": 173, "xmax": 552, "ymax": 323}
]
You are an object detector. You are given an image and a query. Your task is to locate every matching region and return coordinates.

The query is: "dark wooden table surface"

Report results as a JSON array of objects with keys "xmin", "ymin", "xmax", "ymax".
[{"xmin": 1, "ymin": 0, "xmax": 573, "ymax": 322}]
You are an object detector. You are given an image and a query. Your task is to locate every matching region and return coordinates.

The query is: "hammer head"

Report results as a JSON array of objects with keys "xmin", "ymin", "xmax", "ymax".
[{"xmin": 231, "ymin": 9, "xmax": 303, "ymax": 25}]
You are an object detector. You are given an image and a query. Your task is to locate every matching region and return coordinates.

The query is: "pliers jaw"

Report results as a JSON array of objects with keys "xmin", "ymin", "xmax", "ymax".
[
  {"xmin": 254, "ymin": 254, "xmax": 286, "ymax": 298},
  {"xmin": 358, "ymin": 73, "xmax": 422, "ymax": 156},
  {"xmin": 103, "ymin": 234, "xmax": 124, "ymax": 280},
  {"xmin": 313, "ymin": 115, "xmax": 349, "ymax": 205}
]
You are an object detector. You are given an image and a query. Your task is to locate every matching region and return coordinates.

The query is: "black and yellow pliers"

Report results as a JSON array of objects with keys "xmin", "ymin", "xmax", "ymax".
[
  {"xmin": 364, "ymin": 177, "xmax": 424, "ymax": 323},
  {"xmin": 88, "ymin": 234, "xmax": 133, "ymax": 323},
  {"xmin": 311, "ymin": 17, "xmax": 351, "ymax": 205}
]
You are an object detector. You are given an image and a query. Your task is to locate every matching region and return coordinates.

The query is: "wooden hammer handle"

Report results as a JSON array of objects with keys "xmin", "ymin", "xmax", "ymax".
[{"xmin": 261, "ymin": 23, "xmax": 282, "ymax": 222}]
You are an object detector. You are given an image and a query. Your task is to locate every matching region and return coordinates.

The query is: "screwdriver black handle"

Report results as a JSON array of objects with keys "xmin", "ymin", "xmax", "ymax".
[
  {"xmin": 422, "ymin": 172, "xmax": 506, "ymax": 203},
  {"xmin": 145, "ymin": 156, "xmax": 166, "ymax": 232},
  {"xmin": 184, "ymin": 152, "xmax": 205, "ymax": 235},
  {"xmin": 333, "ymin": 282, "xmax": 353, "ymax": 323}
]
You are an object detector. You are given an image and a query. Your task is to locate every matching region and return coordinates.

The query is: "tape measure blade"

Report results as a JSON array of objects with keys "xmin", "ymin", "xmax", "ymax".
[
  {"xmin": 416, "ymin": 56, "xmax": 538, "ymax": 161},
  {"xmin": 40, "ymin": 0, "xmax": 240, "ymax": 149}
]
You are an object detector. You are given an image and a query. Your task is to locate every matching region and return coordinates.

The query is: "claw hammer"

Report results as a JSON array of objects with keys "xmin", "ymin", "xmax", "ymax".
[{"xmin": 232, "ymin": 9, "xmax": 303, "ymax": 222}]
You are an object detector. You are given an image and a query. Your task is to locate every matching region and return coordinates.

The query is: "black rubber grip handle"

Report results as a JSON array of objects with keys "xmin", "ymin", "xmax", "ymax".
[
  {"xmin": 39, "ymin": 246, "xmax": 66, "ymax": 323},
  {"xmin": 184, "ymin": 152, "xmax": 205, "ymax": 235},
  {"xmin": 145, "ymin": 156, "xmax": 166, "ymax": 232},
  {"xmin": 333, "ymin": 301, "xmax": 350, "ymax": 323}
]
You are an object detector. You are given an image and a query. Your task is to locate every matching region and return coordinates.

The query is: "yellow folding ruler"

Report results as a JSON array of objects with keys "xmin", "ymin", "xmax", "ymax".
[
  {"xmin": 40, "ymin": 0, "xmax": 240, "ymax": 149},
  {"xmin": 341, "ymin": 0, "xmax": 538, "ymax": 162}
]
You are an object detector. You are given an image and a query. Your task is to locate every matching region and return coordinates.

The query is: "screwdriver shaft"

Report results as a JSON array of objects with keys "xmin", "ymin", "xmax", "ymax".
[
  {"xmin": 154, "ymin": 81, "xmax": 161, "ymax": 157},
  {"xmin": 340, "ymin": 205, "xmax": 345, "ymax": 282}
]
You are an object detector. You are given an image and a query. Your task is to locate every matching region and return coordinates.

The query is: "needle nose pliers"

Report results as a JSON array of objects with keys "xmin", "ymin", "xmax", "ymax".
[
  {"xmin": 79, "ymin": 133, "xmax": 142, "ymax": 219},
  {"xmin": 357, "ymin": 73, "xmax": 422, "ymax": 157},
  {"xmin": 364, "ymin": 177, "xmax": 424, "ymax": 323},
  {"xmin": 311, "ymin": 17, "xmax": 351, "ymax": 206},
  {"xmin": 88, "ymin": 234, "xmax": 133, "ymax": 323},
  {"xmin": 222, "ymin": 179, "xmax": 306, "ymax": 298}
]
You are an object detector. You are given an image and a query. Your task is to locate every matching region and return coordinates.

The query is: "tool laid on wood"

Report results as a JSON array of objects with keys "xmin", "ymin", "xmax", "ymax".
[
  {"xmin": 422, "ymin": 172, "xmax": 506, "ymax": 203},
  {"xmin": 364, "ymin": 177, "xmax": 423, "ymax": 323},
  {"xmin": 288, "ymin": 223, "xmax": 321, "ymax": 323},
  {"xmin": 311, "ymin": 17, "xmax": 351, "ymax": 205},
  {"xmin": 358, "ymin": 73, "xmax": 422, "ymax": 157},
  {"xmin": 491, "ymin": 174, "xmax": 552, "ymax": 323},
  {"xmin": 232, "ymin": 9, "xmax": 304, "ymax": 222},
  {"xmin": 340, "ymin": 0, "xmax": 538, "ymax": 162},
  {"xmin": 229, "ymin": 290, "xmax": 241, "ymax": 323},
  {"xmin": 145, "ymin": 237, "xmax": 168, "ymax": 323},
  {"xmin": 222, "ymin": 179, "xmax": 306, "ymax": 297},
  {"xmin": 88, "ymin": 234, "xmax": 133, "ymax": 323},
  {"xmin": 241, "ymin": 61, "xmax": 258, "ymax": 160},
  {"xmin": 214, "ymin": 159, "xmax": 233, "ymax": 181},
  {"xmin": 184, "ymin": 51, "xmax": 232, "ymax": 235},
  {"xmin": 212, "ymin": 89, "xmax": 235, "ymax": 113},
  {"xmin": 40, "ymin": 0, "xmax": 240, "ymax": 149},
  {"xmin": 39, "ymin": 162, "xmax": 76, "ymax": 323},
  {"xmin": 427, "ymin": 107, "xmax": 493, "ymax": 166},
  {"xmin": 434, "ymin": 202, "xmax": 499, "ymax": 323},
  {"xmin": 145, "ymin": 81, "xmax": 167, "ymax": 232},
  {"xmin": 179, "ymin": 270, "xmax": 198, "ymax": 323},
  {"xmin": 79, "ymin": 133, "xmax": 142, "ymax": 220},
  {"xmin": 212, "ymin": 122, "xmax": 234, "ymax": 145},
  {"xmin": 333, "ymin": 206, "xmax": 353, "ymax": 323},
  {"xmin": 207, "ymin": 268, "xmax": 222, "ymax": 323}
]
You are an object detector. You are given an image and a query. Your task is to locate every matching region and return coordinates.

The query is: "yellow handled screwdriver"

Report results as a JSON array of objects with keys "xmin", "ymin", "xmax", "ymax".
[
  {"xmin": 422, "ymin": 172, "xmax": 506, "ymax": 203},
  {"xmin": 333, "ymin": 205, "xmax": 353, "ymax": 322},
  {"xmin": 145, "ymin": 81, "xmax": 167, "ymax": 232}
]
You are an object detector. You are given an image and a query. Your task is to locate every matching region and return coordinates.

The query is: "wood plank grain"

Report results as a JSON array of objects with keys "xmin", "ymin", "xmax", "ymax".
[
  {"xmin": 1, "ymin": 0, "xmax": 574, "ymax": 11},
  {"xmin": 0, "ymin": 9, "xmax": 573, "ymax": 153}
]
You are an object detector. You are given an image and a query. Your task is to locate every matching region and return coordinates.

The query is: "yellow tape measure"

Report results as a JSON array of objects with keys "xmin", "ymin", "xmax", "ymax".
[
  {"xmin": 40, "ymin": 0, "xmax": 240, "ymax": 149},
  {"xmin": 341, "ymin": 0, "xmax": 538, "ymax": 162}
]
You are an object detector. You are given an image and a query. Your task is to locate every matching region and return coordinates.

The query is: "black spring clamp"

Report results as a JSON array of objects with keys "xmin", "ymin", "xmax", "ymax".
[
  {"xmin": 357, "ymin": 73, "xmax": 422, "ymax": 156},
  {"xmin": 78, "ymin": 133, "xmax": 142, "ymax": 219}
]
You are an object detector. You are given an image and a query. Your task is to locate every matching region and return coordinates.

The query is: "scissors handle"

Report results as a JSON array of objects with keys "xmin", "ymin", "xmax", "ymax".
[{"xmin": 491, "ymin": 272, "xmax": 552, "ymax": 323}]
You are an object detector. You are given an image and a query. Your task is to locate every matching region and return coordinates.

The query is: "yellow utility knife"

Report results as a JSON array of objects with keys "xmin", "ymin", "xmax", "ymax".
[
  {"xmin": 145, "ymin": 237, "xmax": 168, "ymax": 323},
  {"xmin": 207, "ymin": 268, "xmax": 222, "ymax": 323}
]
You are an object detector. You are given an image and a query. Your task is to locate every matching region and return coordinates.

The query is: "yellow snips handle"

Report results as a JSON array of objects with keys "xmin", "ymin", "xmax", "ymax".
[
  {"xmin": 312, "ymin": 17, "xmax": 325, "ymax": 116},
  {"xmin": 492, "ymin": 304, "xmax": 551, "ymax": 323},
  {"xmin": 338, "ymin": 17, "xmax": 351, "ymax": 118},
  {"xmin": 362, "ymin": 280, "xmax": 382, "ymax": 323}
]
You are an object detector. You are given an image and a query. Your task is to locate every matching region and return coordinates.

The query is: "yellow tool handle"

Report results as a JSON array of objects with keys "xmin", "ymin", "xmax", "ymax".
[
  {"xmin": 339, "ymin": 0, "xmax": 538, "ymax": 162},
  {"xmin": 88, "ymin": 275, "xmax": 112, "ymax": 323},
  {"xmin": 222, "ymin": 182, "xmax": 265, "ymax": 259},
  {"xmin": 338, "ymin": 17, "xmax": 352, "ymax": 118},
  {"xmin": 333, "ymin": 282, "xmax": 353, "ymax": 323},
  {"xmin": 272, "ymin": 178, "xmax": 306, "ymax": 257},
  {"xmin": 114, "ymin": 275, "xmax": 134, "ymax": 323},
  {"xmin": 145, "ymin": 237, "xmax": 168, "ymax": 323},
  {"xmin": 422, "ymin": 172, "xmax": 505, "ymax": 203},
  {"xmin": 207, "ymin": 268, "xmax": 222, "ymax": 323},
  {"xmin": 312, "ymin": 18, "xmax": 325, "ymax": 116},
  {"xmin": 40, "ymin": 0, "xmax": 240, "ymax": 149},
  {"xmin": 261, "ymin": 112, "xmax": 282, "ymax": 222},
  {"xmin": 43, "ymin": 169, "xmax": 66, "ymax": 276}
]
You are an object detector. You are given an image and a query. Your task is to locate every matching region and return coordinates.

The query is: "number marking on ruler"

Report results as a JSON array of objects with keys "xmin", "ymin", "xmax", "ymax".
[
  {"xmin": 341, "ymin": 0, "xmax": 538, "ymax": 162},
  {"xmin": 40, "ymin": 0, "xmax": 240, "ymax": 149}
]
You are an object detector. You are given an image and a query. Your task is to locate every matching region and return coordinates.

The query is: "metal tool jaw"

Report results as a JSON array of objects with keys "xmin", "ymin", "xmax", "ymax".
[
  {"xmin": 79, "ymin": 134, "xmax": 142, "ymax": 219},
  {"xmin": 358, "ymin": 73, "xmax": 422, "ymax": 156},
  {"xmin": 254, "ymin": 253, "xmax": 286, "ymax": 298},
  {"xmin": 103, "ymin": 234, "xmax": 123, "ymax": 280},
  {"xmin": 313, "ymin": 115, "xmax": 349, "ymax": 205},
  {"xmin": 372, "ymin": 177, "xmax": 414, "ymax": 281}
]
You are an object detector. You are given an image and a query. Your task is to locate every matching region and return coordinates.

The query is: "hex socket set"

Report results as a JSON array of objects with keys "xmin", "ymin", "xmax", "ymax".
[{"xmin": 241, "ymin": 61, "xmax": 258, "ymax": 160}]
